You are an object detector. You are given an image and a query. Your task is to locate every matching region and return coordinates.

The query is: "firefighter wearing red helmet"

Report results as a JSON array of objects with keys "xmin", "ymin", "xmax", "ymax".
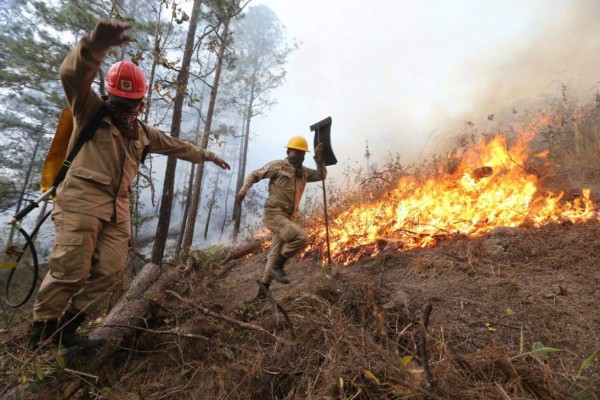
[{"xmin": 28, "ymin": 20, "xmax": 231, "ymax": 350}]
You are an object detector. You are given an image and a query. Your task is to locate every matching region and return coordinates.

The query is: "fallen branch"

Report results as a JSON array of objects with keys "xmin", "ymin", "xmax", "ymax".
[
  {"xmin": 64, "ymin": 368, "xmax": 99, "ymax": 381},
  {"xmin": 217, "ymin": 259, "xmax": 238, "ymax": 279},
  {"xmin": 417, "ymin": 302, "xmax": 434, "ymax": 389},
  {"xmin": 222, "ymin": 240, "xmax": 264, "ymax": 264},
  {"xmin": 105, "ymin": 324, "xmax": 210, "ymax": 341},
  {"xmin": 91, "ymin": 240, "xmax": 268, "ymax": 362},
  {"xmin": 257, "ymin": 280, "xmax": 293, "ymax": 329},
  {"xmin": 165, "ymin": 290, "xmax": 288, "ymax": 343},
  {"xmin": 92, "ymin": 263, "xmax": 180, "ymax": 362}
]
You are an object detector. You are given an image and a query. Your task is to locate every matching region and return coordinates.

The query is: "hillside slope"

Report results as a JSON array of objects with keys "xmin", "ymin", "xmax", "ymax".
[{"xmin": 3, "ymin": 219, "xmax": 598, "ymax": 399}]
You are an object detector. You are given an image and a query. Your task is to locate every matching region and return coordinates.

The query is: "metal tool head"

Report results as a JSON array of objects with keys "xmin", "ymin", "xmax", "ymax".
[{"xmin": 310, "ymin": 116, "xmax": 337, "ymax": 166}]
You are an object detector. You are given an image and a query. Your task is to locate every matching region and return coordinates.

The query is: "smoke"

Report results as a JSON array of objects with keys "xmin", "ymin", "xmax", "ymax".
[
  {"xmin": 248, "ymin": 0, "xmax": 600, "ymax": 182},
  {"xmin": 425, "ymin": 0, "xmax": 600, "ymax": 153}
]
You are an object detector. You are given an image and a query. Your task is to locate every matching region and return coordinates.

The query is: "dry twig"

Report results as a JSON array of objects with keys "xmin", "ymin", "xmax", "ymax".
[
  {"xmin": 256, "ymin": 280, "xmax": 293, "ymax": 328},
  {"xmin": 165, "ymin": 290, "xmax": 288, "ymax": 343},
  {"xmin": 417, "ymin": 302, "xmax": 434, "ymax": 389},
  {"xmin": 105, "ymin": 324, "xmax": 210, "ymax": 341}
]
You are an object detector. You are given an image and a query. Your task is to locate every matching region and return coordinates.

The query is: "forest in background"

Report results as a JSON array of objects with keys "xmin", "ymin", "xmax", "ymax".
[{"xmin": 0, "ymin": 0, "xmax": 297, "ymax": 266}]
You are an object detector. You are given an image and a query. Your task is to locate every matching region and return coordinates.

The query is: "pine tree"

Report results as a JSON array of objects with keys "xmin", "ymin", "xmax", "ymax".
[{"xmin": 227, "ymin": 5, "xmax": 297, "ymax": 240}]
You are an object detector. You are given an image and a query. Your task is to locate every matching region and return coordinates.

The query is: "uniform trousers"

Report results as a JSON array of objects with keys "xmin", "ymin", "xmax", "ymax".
[
  {"xmin": 33, "ymin": 204, "xmax": 129, "ymax": 321},
  {"xmin": 262, "ymin": 209, "xmax": 307, "ymax": 284}
]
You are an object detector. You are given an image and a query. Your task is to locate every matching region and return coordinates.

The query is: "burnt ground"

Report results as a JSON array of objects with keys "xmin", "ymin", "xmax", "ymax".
[{"xmin": 1, "ymin": 219, "xmax": 599, "ymax": 399}]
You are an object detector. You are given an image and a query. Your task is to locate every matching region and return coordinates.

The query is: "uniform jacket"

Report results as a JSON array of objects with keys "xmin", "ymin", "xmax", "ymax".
[
  {"xmin": 58, "ymin": 34, "xmax": 216, "ymax": 223},
  {"xmin": 241, "ymin": 158, "xmax": 326, "ymax": 220}
]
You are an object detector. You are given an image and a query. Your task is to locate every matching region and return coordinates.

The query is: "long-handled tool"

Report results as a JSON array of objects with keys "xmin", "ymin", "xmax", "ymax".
[{"xmin": 310, "ymin": 117, "xmax": 337, "ymax": 265}]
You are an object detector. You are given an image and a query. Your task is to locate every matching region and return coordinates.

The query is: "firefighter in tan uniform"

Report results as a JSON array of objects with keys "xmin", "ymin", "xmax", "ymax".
[
  {"xmin": 236, "ymin": 136, "xmax": 326, "ymax": 301},
  {"xmin": 29, "ymin": 20, "xmax": 231, "ymax": 349}
]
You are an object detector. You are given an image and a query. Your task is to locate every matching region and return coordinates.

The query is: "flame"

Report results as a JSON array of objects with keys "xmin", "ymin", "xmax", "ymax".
[{"xmin": 305, "ymin": 134, "xmax": 596, "ymax": 265}]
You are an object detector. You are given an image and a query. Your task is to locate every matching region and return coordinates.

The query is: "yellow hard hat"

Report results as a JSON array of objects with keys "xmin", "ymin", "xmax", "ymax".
[{"xmin": 285, "ymin": 136, "xmax": 310, "ymax": 152}]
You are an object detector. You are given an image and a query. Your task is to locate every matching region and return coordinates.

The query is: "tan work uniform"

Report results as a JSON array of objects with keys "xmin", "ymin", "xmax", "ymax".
[
  {"xmin": 240, "ymin": 158, "xmax": 326, "ymax": 284},
  {"xmin": 33, "ymin": 34, "xmax": 217, "ymax": 321}
]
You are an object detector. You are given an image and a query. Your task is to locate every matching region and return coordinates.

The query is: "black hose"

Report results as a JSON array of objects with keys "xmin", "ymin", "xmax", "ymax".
[{"xmin": 3, "ymin": 209, "xmax": 51, "ymax": 308}]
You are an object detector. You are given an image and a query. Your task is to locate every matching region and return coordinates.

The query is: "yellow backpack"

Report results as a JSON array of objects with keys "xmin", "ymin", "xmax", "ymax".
[{"xmin": 41, "ymin": 107, "xmax": 74, "ymax": 192}]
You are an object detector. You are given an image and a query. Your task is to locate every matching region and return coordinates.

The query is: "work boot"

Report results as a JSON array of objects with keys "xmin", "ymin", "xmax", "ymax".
[
  {"xmin": 28, "ymin": 319, "xmax": 58, "ymax": 349},
  {"xmin": 269, "ymin": 255, "xmax": 290, "ymax": 284},
  {"xmin": 56, "ymin": 311, "xmax": 106, "ymax": 349},
  {"xmin": 254, "ymin": 282, "xmax": 270, "ymax": 302}
]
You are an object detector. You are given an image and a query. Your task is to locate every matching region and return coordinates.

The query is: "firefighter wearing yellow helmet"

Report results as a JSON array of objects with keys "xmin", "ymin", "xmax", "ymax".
[
  {"xmin": 236, "ymin": 136, "xmax": 326, "ymax": 301},
  {"xmin": 28, "ymin": 20, "xmax": 231, "ymax": 350}
]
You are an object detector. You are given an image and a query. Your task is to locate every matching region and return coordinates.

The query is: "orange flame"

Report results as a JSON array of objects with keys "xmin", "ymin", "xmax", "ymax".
[{"xmin": 305, "ymin": 134, "xmax": 596, "ymax": 265}]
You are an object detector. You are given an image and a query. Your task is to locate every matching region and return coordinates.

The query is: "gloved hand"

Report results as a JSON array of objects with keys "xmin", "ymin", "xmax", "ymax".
[
  {"xmin": 235, "ymin": 191, "xmax": 246, "ymax": 204},
  {"xmin": 314, "ymin": 143, "xmax": 324, "ymax": 164},
  {"xmin": 213, "ymin": 156, "xmax": 231, "ymax": 170},
  {"xmin": 90, "ymin": 19, "xmax": 134, "ymax": 49}
]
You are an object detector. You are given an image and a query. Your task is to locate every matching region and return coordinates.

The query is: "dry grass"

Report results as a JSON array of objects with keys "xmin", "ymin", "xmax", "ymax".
[
  {"xmin": 67, "ymin": 274, "xmax": 583, "ymax": 399},
  {"xmin": 2, "ymin": 221, "xmax": 599, "ymax": 399}
]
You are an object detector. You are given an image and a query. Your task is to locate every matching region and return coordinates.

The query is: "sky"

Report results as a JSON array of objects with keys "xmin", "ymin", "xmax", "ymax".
[{"xmin": 242, "ymin": 0, "xmax": 600, "ymax": 181}]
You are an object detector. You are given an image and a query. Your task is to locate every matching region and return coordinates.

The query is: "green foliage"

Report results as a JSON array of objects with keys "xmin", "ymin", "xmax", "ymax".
[
  {"xmin": 0, "ymin": 0, "xmax": 97, "ymax": 216},
  {"xmin": 55, "ymin": 353, "xmax": 66, "ymax": 371},
  {"xmin": 511, "ymin": 340, "xmax": 561, "ymax": 361},
  {"xmin": 571, "ymin": 346, "xmax": 600, "ymax": 398},
  {"xmin": 188, "ymin": 245, "xmax": 227, "ymax": 271},
  {"xmin": 0, "ymin": 175, "xmax": 18, "ymax": 213}
]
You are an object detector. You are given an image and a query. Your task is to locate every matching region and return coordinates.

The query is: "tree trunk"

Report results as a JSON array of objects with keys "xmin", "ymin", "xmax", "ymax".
[
  {"xmin": 175, "ymin": 163, "xmax": 195, "ymax": 256},
  {"xmin": 151, "ymin": 0, "xmax": 203, "ymax": 265},
  {"xmin": 7, "ymin": 128, "xmax": 42, "ymax": 246},
  {"xmin": 220, "ymin": 165, "xmax": 236, "ymax": 240},
  {"xmin": 203, "ymin": 169, "xmax": 222, "ymax": 239},
  {"xmin": 175, "ymin": 104, "xmax": 206, "ymax": 257},
  {"xmin": 132, "ymin": 4, "xmax": 166, "ymax": 240},
  {"xmin": 92, "ymin": 239, "xmax": 263, "ymax": 362},
  {"xmin": 231, "ymin": 123, "xmax": 245, "ymax": 241},
  {"xmin": 180, "ymin": 18, "xmax": 230, "ymax": 258},
  {"xmin": 232, "ymin": 85, "xmax": 255, "ymax": 241},
  {"xmin": 142, "ymin": 2, "xmax": 166, "ymax": 125}
]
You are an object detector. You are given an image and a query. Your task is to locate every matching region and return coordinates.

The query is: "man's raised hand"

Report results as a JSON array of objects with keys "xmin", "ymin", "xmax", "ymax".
[
  {"xmin": 91, "ymin": 19, "xmax": 134, "ymax": 49},
  {"xmin": 314, "ymin": 143, "xmax": 324, "ymax": 164}
]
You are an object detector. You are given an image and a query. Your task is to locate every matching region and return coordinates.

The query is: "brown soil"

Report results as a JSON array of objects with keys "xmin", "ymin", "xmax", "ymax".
[
  {"xmin": 2, "ymin": 219, "xmax": 600, "ymax": 399},
  {"xmin": 214, "ymin": 220, "xmax": 600, "ymax": 399}
]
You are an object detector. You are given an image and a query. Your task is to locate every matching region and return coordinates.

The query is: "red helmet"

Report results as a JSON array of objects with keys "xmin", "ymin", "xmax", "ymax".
[{"xmin": 105, "ymin": 60, "xmax": 147, "ymax": 99}]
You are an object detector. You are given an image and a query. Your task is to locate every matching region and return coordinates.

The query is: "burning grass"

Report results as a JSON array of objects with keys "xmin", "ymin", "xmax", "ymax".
[{"xmin": 304, "ymin": 128, "xmax": 598, "ymax": 265}]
